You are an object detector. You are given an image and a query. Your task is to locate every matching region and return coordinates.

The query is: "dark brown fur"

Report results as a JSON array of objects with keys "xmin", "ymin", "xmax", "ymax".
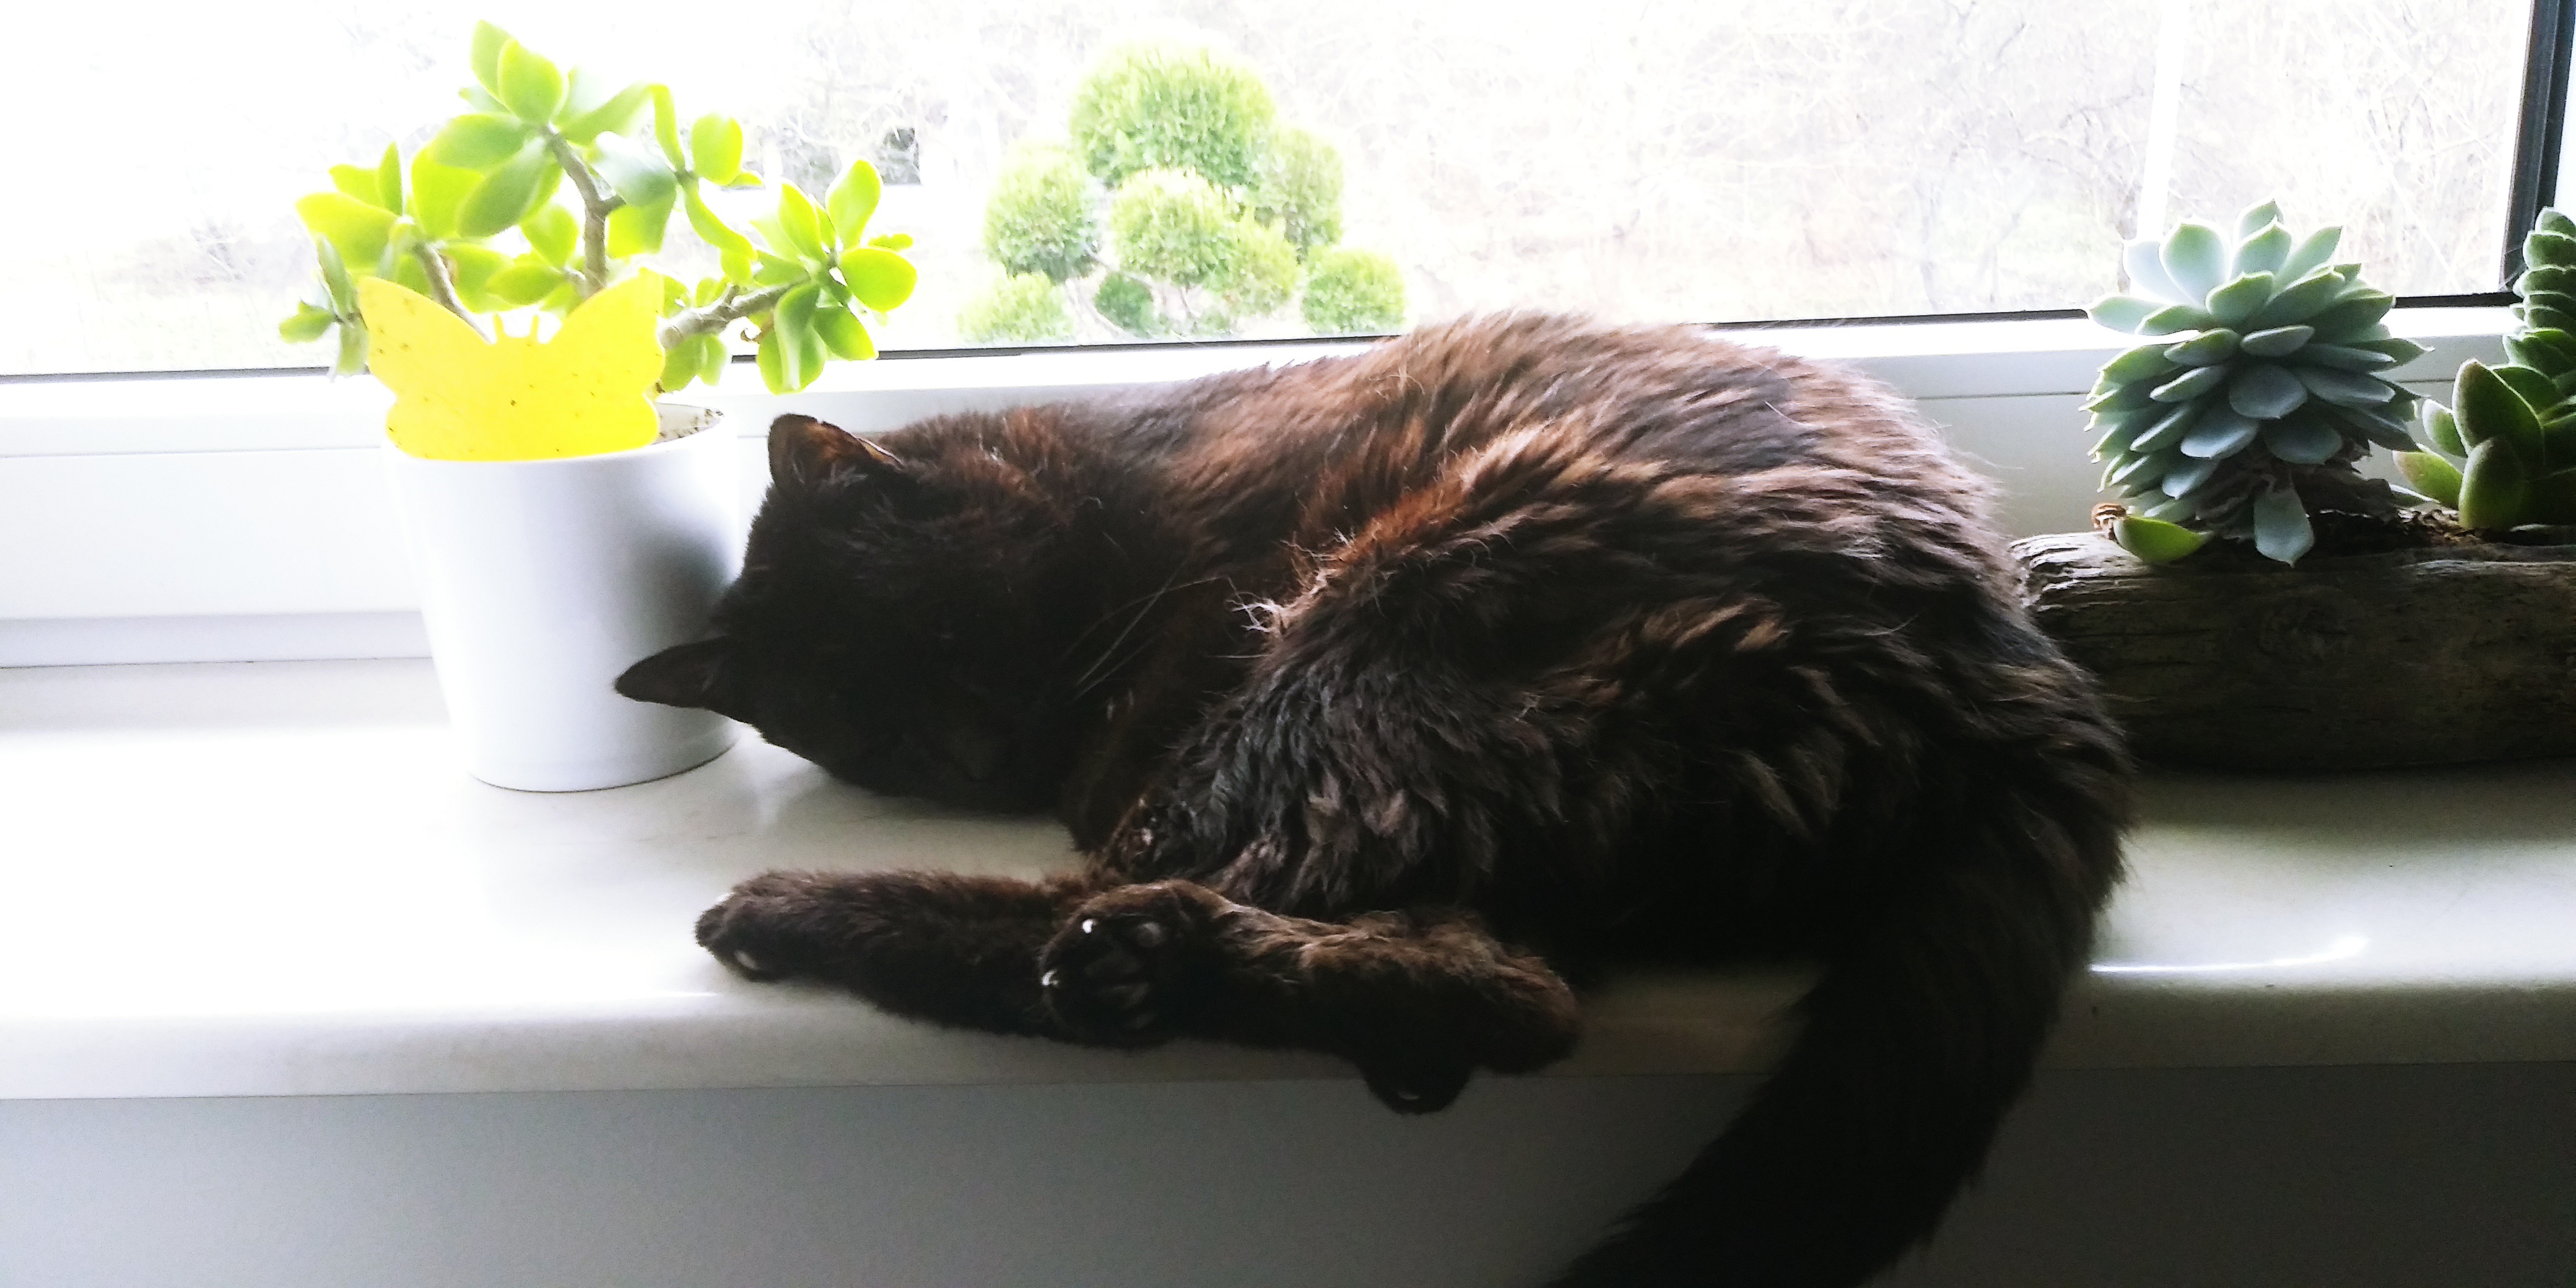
[{"xmin": 619, "ymin": 315, "xmax": 2132, "ymax": 1286}]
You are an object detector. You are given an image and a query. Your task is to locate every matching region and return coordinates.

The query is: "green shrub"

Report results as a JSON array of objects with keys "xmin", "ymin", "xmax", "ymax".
[
  {"xmin": 1221, "ymin": 219, "xmax": 1300, "ymax": 316},
  {"xmin": 1301, "ymin": 248, "xmax": 1406, "ymax": 334},
  {"xmin": 1071, "ymin": 45, "xmax": 1275, "ymax": 190},
  {"xmin": 982, "ymin": 145, "xmax": 1100, "ymax": 283},
  {"xmin": 959, "ymin": 272, "xmax": 1074, "ymax": 343},
  {"xmin": 1109, "ymin": 170, "xmax": 1241, "ymax": 288},
  {"xmin": 1093, "ymin": 272, "xmax": 1160, "ymax": 336},
  {"xmin": 1253, "ymin": 127, "xmax": 1343, "ymax": 259}
]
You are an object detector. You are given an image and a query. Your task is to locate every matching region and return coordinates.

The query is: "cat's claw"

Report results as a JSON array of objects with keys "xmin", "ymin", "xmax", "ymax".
[
  {"xmin": 694, "ymin": 871, "xmax": 835, "ymax": 983},
  {"xmin": 1040, "ymin": 881, "xmax": 1227, "ymax": 1043}
]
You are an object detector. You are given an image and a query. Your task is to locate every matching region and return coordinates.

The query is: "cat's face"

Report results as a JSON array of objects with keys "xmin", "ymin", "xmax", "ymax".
[{"xmin": 617, "ymin": 415, "xmax": 1079, "ymax": 812}]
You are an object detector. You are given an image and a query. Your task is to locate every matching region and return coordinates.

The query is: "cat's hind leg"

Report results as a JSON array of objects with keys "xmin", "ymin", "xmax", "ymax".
[
  {"xmin": 1038, "ymin": 879, "xmax": 1582, "ymax": 1112},
  {"xmin": 696, "ymin": 869, "xmax": 1107, "ymax": 1037}
]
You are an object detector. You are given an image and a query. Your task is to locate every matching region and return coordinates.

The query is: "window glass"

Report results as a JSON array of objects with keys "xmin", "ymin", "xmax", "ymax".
[{"xmin": 0, "ymin": 0, "xmax": 2535, "ymax": 375}]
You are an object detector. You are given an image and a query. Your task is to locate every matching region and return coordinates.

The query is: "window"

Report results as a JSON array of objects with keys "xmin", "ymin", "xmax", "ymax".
[{"xmin": 0, "ymin": 0, "xmax": 2552, "ymax": 376}]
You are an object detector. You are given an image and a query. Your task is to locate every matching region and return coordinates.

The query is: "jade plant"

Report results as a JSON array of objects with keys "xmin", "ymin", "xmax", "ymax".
[
  {"xmin": 279, "ymin": 22, "xmax": 918, "ymax": 396},
  {"xmin": 2392, "ymin": 209, "xmax": 2576, "ymax": 529},
  {"xmin": 2084, "ymin": 200, "xmax": 2425, "ymax": 564}
]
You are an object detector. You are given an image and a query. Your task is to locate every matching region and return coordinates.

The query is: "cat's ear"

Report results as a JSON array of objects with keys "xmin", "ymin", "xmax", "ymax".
[
  {"xmin": 615, "ymin": 637, "xmax": 746, "ymax": 718},
  {"xmin": 768, "ymin": 414, "xmax": 903, "ymax": 491}
]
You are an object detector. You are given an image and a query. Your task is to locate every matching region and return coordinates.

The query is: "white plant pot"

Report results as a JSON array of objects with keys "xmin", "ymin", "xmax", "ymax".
[{"xmin": 386, "ymin": 409, "xmax": 740, "ymax": 791}]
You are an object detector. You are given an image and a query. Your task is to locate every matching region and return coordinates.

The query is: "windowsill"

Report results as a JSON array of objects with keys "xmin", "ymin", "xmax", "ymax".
[{"xmin": 6, "ymin": 658, "xmax": 2572, "ymax": 1102}]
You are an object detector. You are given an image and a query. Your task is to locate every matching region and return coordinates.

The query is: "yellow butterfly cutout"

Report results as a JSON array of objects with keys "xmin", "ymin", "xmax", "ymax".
[{"xmin": 360, "ymin": 274, "xmax": 664, "ymax": 461}]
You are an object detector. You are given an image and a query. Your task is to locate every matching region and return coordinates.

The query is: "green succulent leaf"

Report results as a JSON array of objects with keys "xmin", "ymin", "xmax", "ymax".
[
  {"xmin": 2239, "ymin": 324, "xmax": 2315, "ymax": 358},
  {"xmin": 838, "ymin": 246, "xmax": 918, "ymax": 311},
  {"xmin": 693, "ymin": 334, "xmax": 729, "ymax": 387},
  {"xmin": 2233, "ymin": 222, "xmax": 2294, "ymax": 276},
  {"xmin": 2138, "ymin": 303, "xmax": 2213, "ymax": 335},
  {"xmin": 2091, "ymin": 420, "xmax": 2141, "ymax": 459},
  {"xmin": 2229, "ymin": 363, "xmax": 2309, "ymax": 419},
  {"xmin": 2089, "ymin": 294, "xmax": 2162, "ymax": 333},
  {"xmin": 2109, "ymin": 448, "xmax": 2172, "ymax": 490},
  {"xmin": 425, "ymin": 114, "xmax": 535, "ymax": 171},
  {"xmin": 2160, "ymin": 453, "xmax": 2222, "ymax": 498},
  {"xmin": 2396, "ymin": 451, "xmax": 2465, "ymax": 508},
  {"xmin": 2491, "ymin": 363, "xmax": 2560, "ymax": 414},
  {"xmin": 521, "ymin": 202, "xmax": 577, "ymax": 266},
  {"xmin": 2163, "ymin": 328, "xmax": 2240, "ymax": 366},
  {"xmin": 294, "ymin": 193, "xmax": 397, "ymax": 274},
  {"xmin": 2326, "ymin": 402, "xmax": 2422, "ymax": 453},
  {"xmin": 2459, "ymin": 437, "xmax": 2532, "ymax": 529},
  {"xmin": 2526, "ymin": 230, "xmax": 2576, "ymax": 269},
  {"xmin": 2307, "ymin": 290, "xmax": 2395, "ymax": 341},
  {"xmin": 2278, "ymin": 225, "xmax": 2343, "ymax": 280},
  {"xmin": 2151, "ymin": 365, "xmax": 2227, "ymax": 402},
  {"xmin": 2234, "ymin": 200, "xmax": 2284, "ymax": 239},
  {"xmin": 407, "ymin": 158, "xmax": 477, "ymax": 242},
  {"xmin": 495, "ymin": 40, "xmax": 567, "ymax": 124},
  {"xmin": 329, "ymin": 163, "xmax": 387, "ymax": 211},
  {"xmin": 333, "ymin": 313, "xmax": 368, "ymax": 377},
  {"xmin": 606, "ymin": 191, "xmax": 677, "ymax": 258},
  {"xmin": 560, "ymin": 82, "xmax": 651, "ymax": 146},
  {"xmin": 658, "ymin": 337, "xmax": 703, "ymax": 393},
  {"xmin": 591, "ymin": 131, "xmax": 679, "ymax": 208},
  {"xmin": 2544, "ymin": 209, "xmax": 2576, "ymax": 237},
  {"xmin": 2084, "ymin": 383, "xmax": 2157, "ymax": 414},
  {"xmin": 2296, "ymin": 342, "xmax": 2398, "ymax": 372},
  {"xmin": 2180, "ymin": 407, "xmax": 2261, "ymax": 458},
  {"xmin": 2261, "ymin": 414, "xmax": 2344, "ymax": 464},
  {"xmin": 279, "ymin": 302, "xmax": 336, "ymax": 344},
  {"xmin": 2110, "ymin": 515, "xmax": 2207, "ymax": 564},
  {"xmin": 2101, "ymin": 343, "xmax": 2177, "ymax": 384},
  {"xmin": 2141, "ymin": 495, "xmax": 2198, "ymax": 522},
  {"xmin": 2421, "ymin": 401, "xmax": 2466, "ymax": 458},
  {"xmin": 825, "ymin": 160, "xmax": 883, "ymax": 245},
  {"xmin": 682, "ymin": 185, "xmax": 754, "ymax": 260},
  {"xmin": 2349, "ymin": 336, "xmax": 2429, "ymax": 367},
  {"xmin": 773, "ymin": 184, "xmax": 828, "ymax": 261},
  {"xmin": 2203, "ymin": 273, "xmax": 2274, "ymax": 326},
  {"xmin": 690, "ymin": 115, "xmax": 746, "ymax": 184},
  {"xmin": 456, "ymin": 141, "xmax": 560, "ymax": 238},
  {"xmin": 2531, "ymin": 467, "xmax": 2576, "ymax": 522},
  {"xmin": 2123, "ymin": 238, "xmax": 2185, "ymax": 302},
  {"xmin": 485, "ymin": 258, "xmax": 565, "ymax": 307},
  {"xmin": 2455, "ymin": 360, "xmax": 2545, "ymax": 459},
  {"xmin": 648, "ymin": 85, "xmax": 684, "ymax": 168},
  {"xmin": 2131, "ymin": 402, "xmax": 2198, "ymax": 453},
  {"xmin": 2244, "ymin": 266, "xmax": 2346, "ymax": 329},
  {"xmin": 812, "ymin": 302, "xmax": 876, "ymax": 360},
  {"xmin": 2159, "ymin": 221, "xmax": 2229, "ymax": 302},
  {"xmin": 2250, "ymin": 486, "xmax": 2313, "ymax": 564},
  {"xmin": 468, "ymin": 22, "xmax": 511, "ymax": 94},
  {"xmin": 2294, "ymin": 366, "xmax": 2396, "ymax": 407},
  {"xmin": 314, "ymin": 237, "xmax": 357, "ymax": 313}
]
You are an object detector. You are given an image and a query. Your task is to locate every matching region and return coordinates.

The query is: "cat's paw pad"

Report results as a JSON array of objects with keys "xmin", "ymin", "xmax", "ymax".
[
  {"xmin": 1039, "ymin": 882, "xmax": 1227, "ymax": 1042},
  {"xmin": 694, "ymin": 872, "xmax": 836, "ymax": 983}
]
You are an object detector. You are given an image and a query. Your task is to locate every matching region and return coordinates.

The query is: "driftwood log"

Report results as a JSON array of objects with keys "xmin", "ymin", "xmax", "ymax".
[{"xmin": 2013, "ymin": 532, "xmax": 2576, "ymax": 770}]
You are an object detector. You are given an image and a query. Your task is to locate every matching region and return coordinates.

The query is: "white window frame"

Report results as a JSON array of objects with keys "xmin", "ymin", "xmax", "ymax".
[{"xmin": 6, "ymin": 9, "xmax": 2570, "ymax": 669}]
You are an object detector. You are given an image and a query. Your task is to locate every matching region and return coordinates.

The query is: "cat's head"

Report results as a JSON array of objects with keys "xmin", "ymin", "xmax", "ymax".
[{"xmin": 616, "ymin": 413, "xmax": 1086, "ymax": 811}]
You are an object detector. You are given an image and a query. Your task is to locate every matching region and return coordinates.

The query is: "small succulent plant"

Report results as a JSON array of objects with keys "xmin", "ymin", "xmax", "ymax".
[
  {"xmin": 2393, "ymin": 209, "xmax": 2576, "ymax": 529},
  {"xmin": 2084, "ymin": 200, "xmax": 2425, "ymax": 564}
]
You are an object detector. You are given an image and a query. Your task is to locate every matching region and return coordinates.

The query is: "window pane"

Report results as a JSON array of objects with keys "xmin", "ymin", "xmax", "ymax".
[{"xmin": 0, "ymin": 0, "xmax": 2535, "ymax": 375}]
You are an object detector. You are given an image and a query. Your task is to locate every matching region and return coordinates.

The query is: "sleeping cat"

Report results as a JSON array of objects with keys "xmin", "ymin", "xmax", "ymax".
[{"xmin": 616, "ymin": 314, "xmax": 2131, "ymax": 1287}]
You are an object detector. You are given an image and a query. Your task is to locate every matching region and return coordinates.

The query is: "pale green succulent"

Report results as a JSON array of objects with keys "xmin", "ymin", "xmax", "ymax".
[{"xmin": 2084, "ymin": 200, "xmax": 2425, "ymax": 564}]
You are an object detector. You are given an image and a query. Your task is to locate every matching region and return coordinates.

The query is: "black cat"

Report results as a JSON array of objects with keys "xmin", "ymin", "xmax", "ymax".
[{"xmin": 617, "ymin": 314, "xmax": 2131, "ymax": 1286}]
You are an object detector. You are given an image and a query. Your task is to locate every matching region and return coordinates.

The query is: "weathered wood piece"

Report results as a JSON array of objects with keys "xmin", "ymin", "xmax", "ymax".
[{"xmin": 2014, "ymin": 533, "xmax": 2576, "ymax": 770}]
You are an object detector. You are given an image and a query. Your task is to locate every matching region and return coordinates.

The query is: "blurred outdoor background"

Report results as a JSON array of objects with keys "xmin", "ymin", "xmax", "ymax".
[{"xmin": 0, "ymin": 0, "xmax": 2532, "ymax": 373}]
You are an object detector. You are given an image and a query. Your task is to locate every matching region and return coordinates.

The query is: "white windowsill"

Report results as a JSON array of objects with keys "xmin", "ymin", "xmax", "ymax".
[{"xmin": 6, "ymin": 658, "xmax": 2571, "ymax": 1102}]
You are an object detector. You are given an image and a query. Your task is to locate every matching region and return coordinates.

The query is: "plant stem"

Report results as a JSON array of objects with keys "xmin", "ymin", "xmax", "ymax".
[
  {"xmin": 542, "ymin": 131, "xmax": 623, "ymax": 298},
  {"xmin": 657, "ymin": 281, "xmax": 796, "ymax": 349},
  {"xmin": 410, "ymin": 244, "xmax": 488, "ymax": 339}
]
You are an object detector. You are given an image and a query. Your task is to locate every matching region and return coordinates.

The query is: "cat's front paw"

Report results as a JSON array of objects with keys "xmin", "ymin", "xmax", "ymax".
[
  {"xmin": 695, "ymin": 871, "xmax": 844, "ymax": 982},
  {"xmin": 1039, "ymin": 881, "xmax": 1230, "ymax": 1043}
]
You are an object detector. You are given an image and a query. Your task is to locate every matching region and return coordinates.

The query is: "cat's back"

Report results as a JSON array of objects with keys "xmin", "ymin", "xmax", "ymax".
[{"xmin": 1134, "ymin": 313, "xmax": 2003, "ymax": 581}]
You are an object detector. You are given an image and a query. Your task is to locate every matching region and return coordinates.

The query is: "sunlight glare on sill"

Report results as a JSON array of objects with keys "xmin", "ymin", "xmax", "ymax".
[{"xmin": 2090, "ymin": 933, "xmax": 2369, "ymax": 976}]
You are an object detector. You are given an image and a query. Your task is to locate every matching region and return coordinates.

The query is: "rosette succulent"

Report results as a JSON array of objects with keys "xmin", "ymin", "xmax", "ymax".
[
  {"xmin": 2394, "ymin": 208, "xmax": 2576, "ymax": 529},
  {"xmin": 2084, "ymin": 201, "xmax": 2425, "ymax": 564}
]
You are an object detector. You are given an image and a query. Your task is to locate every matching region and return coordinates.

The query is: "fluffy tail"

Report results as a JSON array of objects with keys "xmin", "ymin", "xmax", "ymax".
[{"xmin": 1554, "ymin": 754, "xmax": 2127, "ymax": 1288}]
